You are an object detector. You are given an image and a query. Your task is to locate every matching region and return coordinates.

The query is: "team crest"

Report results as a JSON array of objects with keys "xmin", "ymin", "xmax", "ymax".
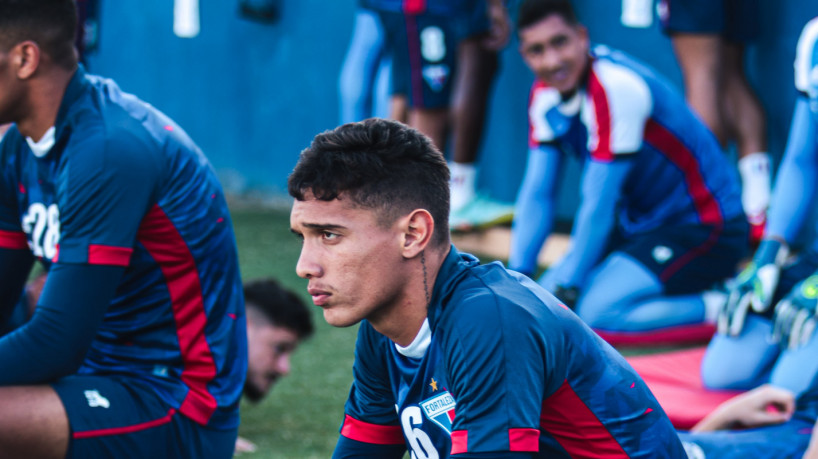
[
  {"xmin": 422, "ymin": 64, "xmax": 450, "ymax": 92},
  {"xmin": 420, "ymin": 391, "xmax": 456, "ymax": 434}
]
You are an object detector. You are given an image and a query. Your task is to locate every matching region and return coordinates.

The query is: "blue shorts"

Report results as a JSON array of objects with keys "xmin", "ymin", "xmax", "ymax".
[
  {"xmin": 677, "ymin": 417, "xmax": 813, "ymax": 458},
  {"xmin": 53, "ymin": 374, "xmax": 237, "ymax": 459},
  {"xmin": 380, "ymin": 5, "xmax": 489, "ymax": 108},
  {"xmin": 658, "ymin": 0, "xmax": 761, "ymax": 43},
  {"xmin": 616, "ymin": 217, "xmax": 749, "ymax": 295}
]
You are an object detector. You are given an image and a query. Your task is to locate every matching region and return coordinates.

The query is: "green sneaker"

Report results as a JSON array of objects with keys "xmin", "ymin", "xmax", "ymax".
[{"xmin": 450, "ymin": 195, "xmax": 515, "ymax": 232}]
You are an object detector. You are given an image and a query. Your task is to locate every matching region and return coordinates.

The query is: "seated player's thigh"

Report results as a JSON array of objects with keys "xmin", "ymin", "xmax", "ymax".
[{"xmin": 0, "ymin": 385, "xmax": 69, "ymax": 458}]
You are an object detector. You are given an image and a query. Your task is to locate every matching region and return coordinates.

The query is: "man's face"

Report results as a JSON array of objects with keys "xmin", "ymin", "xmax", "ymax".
[
  {"xmin": 244, "ymin": 320, "xmax": 300, "ymax": 403},
  {"xmin": 518, "ymin": 14, "xmax": 589, "ymax": 95},
  {"xmin": 290, "ymin": 193, "xmax": 409, "ymax": 328}
]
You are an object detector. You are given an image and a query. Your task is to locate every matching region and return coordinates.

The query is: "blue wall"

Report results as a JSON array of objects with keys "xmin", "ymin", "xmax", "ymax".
[{"xmin": 86, "ymin": 1, "xmax": 818, "ymax": 218}]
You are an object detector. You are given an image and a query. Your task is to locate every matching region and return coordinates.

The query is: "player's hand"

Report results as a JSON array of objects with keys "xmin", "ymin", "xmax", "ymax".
[
  {"xmin": 717, "ymin": 239, "xmax": 787, "ymax": 336},
  {"xmin": 772, "ymin": 274, "xmax": 818, "ymax": 349},
  {"xmin": 234, "ymin": 436, "xmax": 257, "ymax": 455},
  {"xmin": 554, "ymin": 285, "xmax": 579, "ymax": 310},
  {"xmin": 691, "ymin": 384, "xmax": 795, "ymax": 432}
]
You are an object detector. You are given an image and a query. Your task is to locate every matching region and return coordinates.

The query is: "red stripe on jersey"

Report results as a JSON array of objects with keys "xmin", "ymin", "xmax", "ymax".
[
  {"xmin": 451, "ymin": 430, "xmax": 468, "ymax": 454},
  {"xmin": 340, "ymin": 415, "xmax": 405, "ymax": 445},
  {"xmin": 88, "ymin": 244, "xmax": 133, "ymax": 266},
  {"xmin": 644, "ymin": 120, "xmax": 723, "ymax": 225},
  {"xmin": 73, "ymin": 409, "xmax": 176, "ymax": 439},
  {"xmin": 0, "ymin": 229, "xmax": 28, "ymax": 250},
  {"xmin": 403, "ymin": 0, "xmax": 426, "ymax": 14},
  {"xmin": 540, "ymin": 379, "xmax": 629, "ymax": 457},
  {"xmin": 509, "ymin": 428, "xmax": 540, "ymax": 452},
  {"xmin": 137, "ymin": 204, "xmax": 218, "ymax": 425},
  {"xmin": 587, "ymin": 69, "xmax": 614, "ymax": 162}
]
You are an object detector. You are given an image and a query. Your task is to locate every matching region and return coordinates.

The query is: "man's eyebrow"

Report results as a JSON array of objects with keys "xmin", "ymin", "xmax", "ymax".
[{"xmin": 298, "ymin": 223, "xmax": 347, "ymax": 231}]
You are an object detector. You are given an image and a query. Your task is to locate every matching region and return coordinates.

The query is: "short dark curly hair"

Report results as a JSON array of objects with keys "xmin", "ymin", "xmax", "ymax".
[
  {"xmin": 288, "ymin": 118, "xmax": 451, "ymax": 247},
  {"xmin": 517, "ymin": 0, "xmax": 578, "ymax": 32},
  {"xmin": 0, "ymin": 0, "xmax": 78, "ymax": 69}
]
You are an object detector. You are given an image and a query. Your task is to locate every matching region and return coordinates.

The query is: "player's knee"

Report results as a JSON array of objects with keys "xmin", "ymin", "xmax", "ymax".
[{"xmin": 701, "ymin": 353, "xmax": 767, "ymax": 391}]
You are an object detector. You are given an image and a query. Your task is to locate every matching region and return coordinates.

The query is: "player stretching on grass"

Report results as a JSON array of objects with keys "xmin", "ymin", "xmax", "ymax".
[
  {"xmin": 289, "ymin": 117, "xmax": 686, "ymax": 458},
  {"xmin": 0, "ymin": 1, "xmax": 246, "ymax": 457}
]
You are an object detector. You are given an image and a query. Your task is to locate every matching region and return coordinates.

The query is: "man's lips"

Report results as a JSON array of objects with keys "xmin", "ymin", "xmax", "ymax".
[{"xmin": 307, "ymin": 286, "xmax": 331, "ymax": 306}]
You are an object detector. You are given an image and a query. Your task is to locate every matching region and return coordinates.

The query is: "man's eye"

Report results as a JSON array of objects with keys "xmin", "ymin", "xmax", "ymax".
[{"xmin": 322, "ymin": 232, "xmax": 338, "ymax": 241}]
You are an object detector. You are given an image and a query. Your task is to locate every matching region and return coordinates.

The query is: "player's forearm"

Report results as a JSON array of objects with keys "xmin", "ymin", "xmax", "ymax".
[
  {"xmin": 509, "ymin": 147, "xmax": 561, "ymax": 275},
  {"xmin": 0, "ymin": 248, "xmax": 34, "ymax": 328},
  {"xmin": 766, "ymin": 98, "xmax": 818, "ymax": 242},
  {"xmin": 0, "ymin": 263, "xmax": 123, "ymax": 384}
]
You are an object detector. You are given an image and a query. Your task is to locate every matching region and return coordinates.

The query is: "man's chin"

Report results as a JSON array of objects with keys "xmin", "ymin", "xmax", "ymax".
[
  {"xmin": 323, "ymin": 309, "xmax": 360, "ymax": 328},
  {"xmin": 243, "ymin": 382, "xmax": 269, "ymax": 403}
]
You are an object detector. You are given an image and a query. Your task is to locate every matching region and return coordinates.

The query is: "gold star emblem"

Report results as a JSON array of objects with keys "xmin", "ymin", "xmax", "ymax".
[{"xmin": 429, "ymin": 378, "xmax": 438, "ymax": 391}]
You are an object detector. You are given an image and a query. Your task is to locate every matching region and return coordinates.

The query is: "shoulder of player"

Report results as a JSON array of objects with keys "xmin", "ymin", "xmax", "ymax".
[
  {"xmin": 587, "ymin": 54, "xmax": 651, "ymax": 103},
  {"xmin": 795, "ymin": 17, "xmax": 818, "ymax": 93},
  {"xmin": 435, "ymin": 264, "xmax": 561, "ymax": 333}
]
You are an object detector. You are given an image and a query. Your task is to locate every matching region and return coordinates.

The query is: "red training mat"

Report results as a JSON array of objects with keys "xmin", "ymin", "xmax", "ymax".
[
  {"xmin": 596, "ymin": 323, "xmax": 716, "ymax": 348},
  {"xmin": 626, "ymin": 346, "xmax": 743, "ymax": 430}
]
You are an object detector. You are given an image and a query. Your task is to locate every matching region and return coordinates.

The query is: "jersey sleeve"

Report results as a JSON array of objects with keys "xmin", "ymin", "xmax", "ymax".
[
  {"xmin": 336, "ymin": 322, "xmax": 405, "ymax": 449},
  {"xmin": 54, "ymin": 126, "xmax": 162, "ymax": 266},
  {"xmin": 794, "ymin": 17, "xmax": 818, "ymax": 97},
  {"xmin": 441, "ymin": 289, "xmax": 561, "ymax": 455},
  {"xmin": 548, "ymin": 159, "xmax": 633, "ymax": 288},
  {"xmin": 584, "ymin": 59, "xmax": 652, "ymax": 162},
  {"xmin": 528, "ymin": 81, "xmax": 579, "ymax": 146}
]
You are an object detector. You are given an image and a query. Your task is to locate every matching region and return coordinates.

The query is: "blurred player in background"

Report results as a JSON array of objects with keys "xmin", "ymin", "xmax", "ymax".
[
  {"xmin": 236, "ymin": 277, "xmax": 314, "ymax": 454},
  {"xmin": 289, "ymin": 117, "xmax": 686, "ymax": 458},
  {"xmin": 659, "ymin": 0, "xmax": 771, "ymax": 243},
  {"xmin": 370, "ymin": 0, "xmax": 515, "ymax": 230},
  {"xmin": 704, "ymin": 16, "xmax": 818, "ymax": 396},
  {"xmin": 0, "ymin": 1, "xmax": 246, "ymax": 457},
  {"xmin": 509, "ymin": 0, "xmax": 748, "ymax": 336}
]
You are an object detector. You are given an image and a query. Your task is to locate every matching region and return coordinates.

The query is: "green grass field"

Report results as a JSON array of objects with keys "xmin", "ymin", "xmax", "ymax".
[
  {"xmin": 230, "ymin": 206, "xmax": 677, "ymax": 458},
  {"xmin": 232, "ymin": 207, "xmax": 353, "ymax": 458}
]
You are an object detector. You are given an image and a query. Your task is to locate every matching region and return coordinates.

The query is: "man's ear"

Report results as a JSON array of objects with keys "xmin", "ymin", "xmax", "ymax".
[
  {"xmin": 400, "ymin": 209, "xmax": 435, "ymax": 259},
  {"xmin": 13, "ymin": 41, "xmax": 41, "ymax": 80}
]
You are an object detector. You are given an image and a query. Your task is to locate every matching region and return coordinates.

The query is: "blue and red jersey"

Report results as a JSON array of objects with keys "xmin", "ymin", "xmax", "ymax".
[
  {"xmin": 0, "ymin": 67, "xmax": 246, "ymax": 429},
  {"xmin": 335, "ymin": 247, "xmax": 686, "ymax": 458},
  {"xmin": 527, "ymin": 45, "xmax": 743, "ymax": 236},
  {"xmin": 360, "ymin": 0, "xmax": 482, "ymax": 15}
]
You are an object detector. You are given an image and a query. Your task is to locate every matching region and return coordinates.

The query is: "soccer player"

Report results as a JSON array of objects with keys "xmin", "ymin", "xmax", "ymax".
[
  {"xmin": 288, "ymin": 118, "xmax": 686, "ymax": 458},
  {"xmin": 11, "ymin": 273, "xmax": 314, "ymax": 455},
  {"xmin": 0, "ymin": 1, "xmax": 246, "ymax": 457},
  {"xmin": 508, "ymin": 0, "xmax": 748, "ymax": 335},
  {"xmin": 369, "ymin": 0, "xmax": 515, "ymax": 230},
  {"xmin": 658, "ymin": 0, "xmax": 771, "ymax": 243},
  {"xmin": 239, "ymin": 277, "xmax": 315, "ymax": 453},
  {"xmin": 703, "ymin": 16, "xmax": 818, "ymax": 396}
]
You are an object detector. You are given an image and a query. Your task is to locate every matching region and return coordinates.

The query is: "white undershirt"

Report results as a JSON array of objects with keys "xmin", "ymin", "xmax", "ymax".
[
  {"xmin": 395, "ymin": 318, "xmax": 431, "ymax": 359},
  {"xmin": 25, "ymin": 126, "xmax": 56, "ymax": 158}
]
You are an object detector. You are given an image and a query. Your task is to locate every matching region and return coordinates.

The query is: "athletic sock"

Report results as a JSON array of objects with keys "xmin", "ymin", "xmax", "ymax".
[
  {"xmin": 738, "ymin": 152, "xmax": 771, "ymax": 223},
  {"xmin": 449, "ymin": 162, "xmax": 476, "ymax": 213}
]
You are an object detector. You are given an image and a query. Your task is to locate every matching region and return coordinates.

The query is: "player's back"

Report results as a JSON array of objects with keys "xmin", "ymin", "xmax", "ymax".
[
  {"xmin": 590, "ymin": 47, "xmax": 743, "ymax": 232},
  {"xmin": 0, "ymin": 69, "xmax": 247, "ymax": 429},
  {"xmin": 434, "ymin": 250, "xmax": 687, "ymax": 457}
]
